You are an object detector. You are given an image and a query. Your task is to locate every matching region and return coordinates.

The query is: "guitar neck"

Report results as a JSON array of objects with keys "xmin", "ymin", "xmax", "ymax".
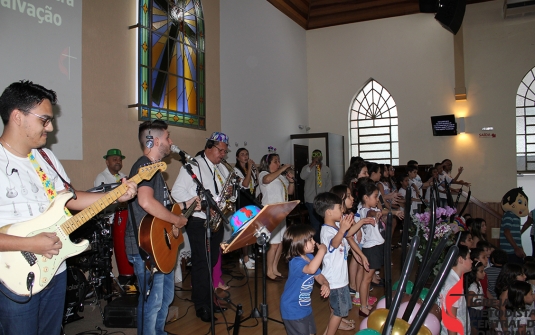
[
  {"xmin": 183, "ymin": 200, "xmax": 198, "ymax": 219},
  {"xmin": 60, "ymin": 174, "xmax": 143, "ymax": 235}
]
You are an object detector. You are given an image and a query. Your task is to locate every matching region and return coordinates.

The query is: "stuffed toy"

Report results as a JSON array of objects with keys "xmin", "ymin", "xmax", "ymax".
[{"xmin": 500, "ymin": 187, "xmax": 529, "ymax": 259}]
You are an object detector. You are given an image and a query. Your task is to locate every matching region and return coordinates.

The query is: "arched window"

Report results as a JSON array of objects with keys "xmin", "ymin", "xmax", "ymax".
[
  {"xmin": 135, "ymin": 0, "xmax": 206, "ymax": 129},
  {"xmin": 349, "ymin": 79, "xmax": 399, "ymax": 165},
  {"xmin": 516, "ymin": 67, "xmax": 535, "ymax": 172}
]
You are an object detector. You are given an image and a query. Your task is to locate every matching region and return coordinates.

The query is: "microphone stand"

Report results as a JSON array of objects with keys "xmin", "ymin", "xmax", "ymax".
[{"xmin": 183, "ymin": 161, "xmax": 230, "ymax": 335}]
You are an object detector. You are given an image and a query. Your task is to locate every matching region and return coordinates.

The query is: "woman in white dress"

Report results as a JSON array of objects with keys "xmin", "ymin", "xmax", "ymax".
[{"xmin": 258, "ymin": 151, "xmax": 294, "ymax": 281}]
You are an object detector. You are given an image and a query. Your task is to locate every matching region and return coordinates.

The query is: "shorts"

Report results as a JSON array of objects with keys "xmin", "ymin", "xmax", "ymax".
[
  {"xmin": 283, "ymin": 313, "xmax": 316, "ymax": 335},
  {"xmin": 362, "ymin": 244, "xmax": 384, "ymax": 270},
  {"xmin": 329, "ymin": 286, "xmax": 351, "ymax": 317}
]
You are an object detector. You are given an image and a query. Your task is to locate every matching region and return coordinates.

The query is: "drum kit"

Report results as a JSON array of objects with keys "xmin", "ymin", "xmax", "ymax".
[{"xmin": 63, "ymin": 183, "xmax": 135, "ymax": 324}]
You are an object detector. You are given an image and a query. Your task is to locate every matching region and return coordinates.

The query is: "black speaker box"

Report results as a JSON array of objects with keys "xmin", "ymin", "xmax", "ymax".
[
  {"xmin": 104, "ymin": 294, "xmax": 138, "ymax": 328},
  {"xmin": 435, "ymin": 0, "xmax": 466, "ymax": 34},
  {"xmin": 419, "ymin": 0, "xmax": 437, "ymax": 13}
]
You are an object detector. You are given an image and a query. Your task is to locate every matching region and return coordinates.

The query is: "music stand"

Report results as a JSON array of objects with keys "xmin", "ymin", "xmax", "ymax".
[{"xmin": 221, "ymin": 200, "xmax": 299, "ymax": 335}]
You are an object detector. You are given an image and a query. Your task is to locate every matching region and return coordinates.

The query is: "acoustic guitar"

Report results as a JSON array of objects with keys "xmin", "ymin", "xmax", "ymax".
[
  {"xmin": 138, "ymin": 200, "xmax": 197, "ymax": 273},
  {"xmin": 0, "ymin": 162, "xmax": 166, "ymax": 296}
]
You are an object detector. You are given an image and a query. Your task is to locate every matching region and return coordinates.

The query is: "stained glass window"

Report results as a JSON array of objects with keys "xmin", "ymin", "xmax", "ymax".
[
  {"xmin": 136, "ymin": 0, "xmax": 205, "ymax": 129},
  {"xmin": 349, "ymin": 79, "xmax": 399, "ymax": 165},
  {"xmin": 516, "ymin": 67, "xmax": 535, "ymax": 172}
]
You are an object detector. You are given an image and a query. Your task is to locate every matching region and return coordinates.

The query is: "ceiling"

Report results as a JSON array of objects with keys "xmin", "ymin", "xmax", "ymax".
[{"xmin": 267, "ymin": 0, "xmax": 492, "ymax": 30}]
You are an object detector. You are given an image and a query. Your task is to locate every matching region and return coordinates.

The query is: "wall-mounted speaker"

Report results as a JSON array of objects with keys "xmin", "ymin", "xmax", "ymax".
[{"xmin": 435, "ymin": 0, "xmax": 466, "ymax": 34}]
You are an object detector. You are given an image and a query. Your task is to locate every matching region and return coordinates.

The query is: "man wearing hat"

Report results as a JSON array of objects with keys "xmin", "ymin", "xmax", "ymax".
[
  {"xmin": 172, "ymin": 131, "xmax": 231, "ymax": 322},
  {"xmin": 94, "ymin": 148, "xmax": 127, "ymax": 187}
]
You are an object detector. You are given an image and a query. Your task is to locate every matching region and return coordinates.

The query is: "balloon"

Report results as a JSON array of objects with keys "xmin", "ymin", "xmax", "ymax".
[
  {"xmin": 376, "ymin": 297, "xmax": 386, "ymax": 309},
  {"xmin": 406, "ymin": 281, "xmax": 414, "ymax": 294},
  {"xmin": 356, "ymin": 329, "xmax": 381, "ymax": 335},
  {"xmin": 418, "ymin": 325, "xmax": 433, "ymax": 335},
  {"xmin": 380, "ymin": 318, "xmax": 410, "ymax": 335},
  {"xmin": 420, "ymin": 288, "xmax": 429, "ymax": 301},
  {"xmin": 367, "ymin": 308, "xmax": 389, "ymax": 331},
  {"xmin": 396, "ymin": 301, "xmax": 420, "ymax": 324},
  {"xmin": 359, "ymin": 317, "xmax": 369, "ymax": 330},
  {"xmin": 392, "ymin": 280, "xmax": 413, "ymax": 294},
  {"xmin": 423, "ymin": 312, "xmax": 441, "ymax": 335},
  {"xmin": 378, "ymin": 293, "xmax": 411, "ymax": 309}
]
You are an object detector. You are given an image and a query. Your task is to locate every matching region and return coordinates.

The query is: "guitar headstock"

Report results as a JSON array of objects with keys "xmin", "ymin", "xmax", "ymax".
[{"xmin": 138, "ymin": 162, "xmax": 167, "ymax": 180}]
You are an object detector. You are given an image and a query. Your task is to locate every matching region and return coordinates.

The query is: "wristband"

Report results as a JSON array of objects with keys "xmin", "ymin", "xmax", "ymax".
[{"xmin": 183, "ymin": 201, "xmax": 187, "ymax": 209}]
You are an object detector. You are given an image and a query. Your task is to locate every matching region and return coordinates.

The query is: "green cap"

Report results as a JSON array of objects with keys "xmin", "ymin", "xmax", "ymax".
[{"xmin": 103, "ymin": 149, "xmax": 125, "ymax": 159}]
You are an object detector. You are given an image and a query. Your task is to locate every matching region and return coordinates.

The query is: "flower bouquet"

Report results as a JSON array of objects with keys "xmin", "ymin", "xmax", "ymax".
[{"xmin": 410, "ymin": 206, "xmax": 466, "ymax": 276}]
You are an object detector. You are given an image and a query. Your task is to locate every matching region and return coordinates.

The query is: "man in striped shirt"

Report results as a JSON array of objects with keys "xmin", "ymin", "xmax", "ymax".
[{"xmin": 499, "ymin": 187, "xmax": 528, "ymax": 264}]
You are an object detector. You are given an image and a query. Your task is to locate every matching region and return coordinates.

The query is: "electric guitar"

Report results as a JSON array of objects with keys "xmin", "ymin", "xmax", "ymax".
[
  {"xmin": 138, "ymin": 200, "xmax": 197, "ymax": 274},
  {"xmin": 0, "ymin": 162, "xmax": 166, "ymax": 296}
]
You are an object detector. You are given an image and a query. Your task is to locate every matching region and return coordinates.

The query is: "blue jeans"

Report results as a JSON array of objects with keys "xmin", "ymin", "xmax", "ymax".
[
  {"xmin": 305, "ymin": 202, "xmax": 322, "ymax": 243},
  {"xmin": 0, "ymin": 269, "xmax": 66, "ymax": 335},
  {"xmin": 128, "ymin": 254, "xmax": 175, "ymax": 335}
]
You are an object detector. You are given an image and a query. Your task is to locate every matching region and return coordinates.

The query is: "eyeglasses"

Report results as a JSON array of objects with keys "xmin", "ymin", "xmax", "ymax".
[
  {"xmin": 214, "ymin": 145, "xmax": 229, "ymax": 154},
  {"xmin": 27, "ymin": 112, "xmax": 54, "ymax": 127}
]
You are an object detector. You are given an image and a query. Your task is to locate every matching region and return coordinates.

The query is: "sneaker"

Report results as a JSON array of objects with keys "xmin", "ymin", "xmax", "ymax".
[
  {"xmin": 352, "ymin": 296, "xmax": 361, "ymax": 305},
  {"xmin": 239, "ymin": 258, "xmax": 255, "ymax": 270}
]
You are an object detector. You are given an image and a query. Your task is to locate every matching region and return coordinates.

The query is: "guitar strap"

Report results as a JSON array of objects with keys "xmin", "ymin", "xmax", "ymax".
[
  {"xmin": 128, "ymin": 163, "xmax": 167, "ymax": 300},
  {"xmin": 37, "ymin": 149, "xmax": 76, "ymax": 199},
  {"xmin": 33, "ymin": 149, "xmax": 72, "ymax": 216}
]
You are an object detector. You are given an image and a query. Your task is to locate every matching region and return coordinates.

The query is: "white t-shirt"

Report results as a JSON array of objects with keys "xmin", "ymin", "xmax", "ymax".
[
  {"xmin": 94, "ymin": 168, "xmax": 126, "ymax": 187},
  {"xmin": 468, "ymin": 282, "xmax": 484, "ymax": 310},
  {"xmin": 258, "ymin": 171, "xmax": 289, "ymax": 205},
  {"xmin": 257, "ymin": 170, "xmax": 289, "ymax": 243},
  {"xmin": 439, "ymin": 172, "xmax": 453, "ymax": 200},
  {"xmin": 0, "ymin": 148, "xmax": 69, "ymax": 274},
  {"xmin": 234, "ymin": 166, "xmax": 260, "ymax": 197},
  {"xmin": 398, "ymin": 187, "xmax": 419, "ymax": 212},
  {"xmin": 357, "ymin": 206, "xmax": 385, "ymax": 248},
  {"xmin": 439, "ymin": 270, "xmax": 467, "ymax": 335},
  {"xmin": 320, "ymin": 223, "xmax": 349, "ymax": 289}
]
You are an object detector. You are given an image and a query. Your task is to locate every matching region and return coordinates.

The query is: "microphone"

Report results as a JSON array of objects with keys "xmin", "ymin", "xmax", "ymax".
[{"xmin": 170, "ymin": 145, "xmax": 197, "ymax": 164}]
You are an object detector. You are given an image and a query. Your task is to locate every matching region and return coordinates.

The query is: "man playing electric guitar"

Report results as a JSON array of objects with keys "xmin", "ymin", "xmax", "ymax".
[
  {"xmin": 125, "ymin": 120, "xmax": 200, "ymax": 334},
  {"xmin": 0, "ymin": 81, "xmax": 138, "ymax": 335}
]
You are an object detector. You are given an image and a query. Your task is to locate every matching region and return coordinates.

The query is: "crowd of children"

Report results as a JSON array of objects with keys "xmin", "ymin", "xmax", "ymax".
[
  {"xmin": 277, "ymin": 157, "xmax": 535, "ymax": 335},
  {"xmin": 279, "ymin": 158, "xmax": 474, "ymax": 334}
]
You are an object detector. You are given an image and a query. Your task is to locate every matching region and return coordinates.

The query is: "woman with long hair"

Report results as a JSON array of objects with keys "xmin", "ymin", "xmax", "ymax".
[
  {"xmin": 343, "ymin": 161, "xmax": 368, "ymax": 191},
  {"xmin": 258, "ymin": 150, "xmax": 295, "ymax": 281},
  {"xmin": 470, "ymin": 218, "xmax": 488, "ymax": 246},
  {"xmin": 234, "ymin": 147, "xmax": 258, "ymax": 198},
  {"xmin": 234, "ymin": 148, "xmax": 258, "ymax": 269}
]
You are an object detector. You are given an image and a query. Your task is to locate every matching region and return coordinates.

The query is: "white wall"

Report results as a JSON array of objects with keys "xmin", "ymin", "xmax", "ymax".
[
  {"xmin": 220, "ymin": 0, "xmax": 308, "ymax": 165},
  {"xmin": 306, "ymin": 0, "xmax": 535, "ymax": 202}
]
